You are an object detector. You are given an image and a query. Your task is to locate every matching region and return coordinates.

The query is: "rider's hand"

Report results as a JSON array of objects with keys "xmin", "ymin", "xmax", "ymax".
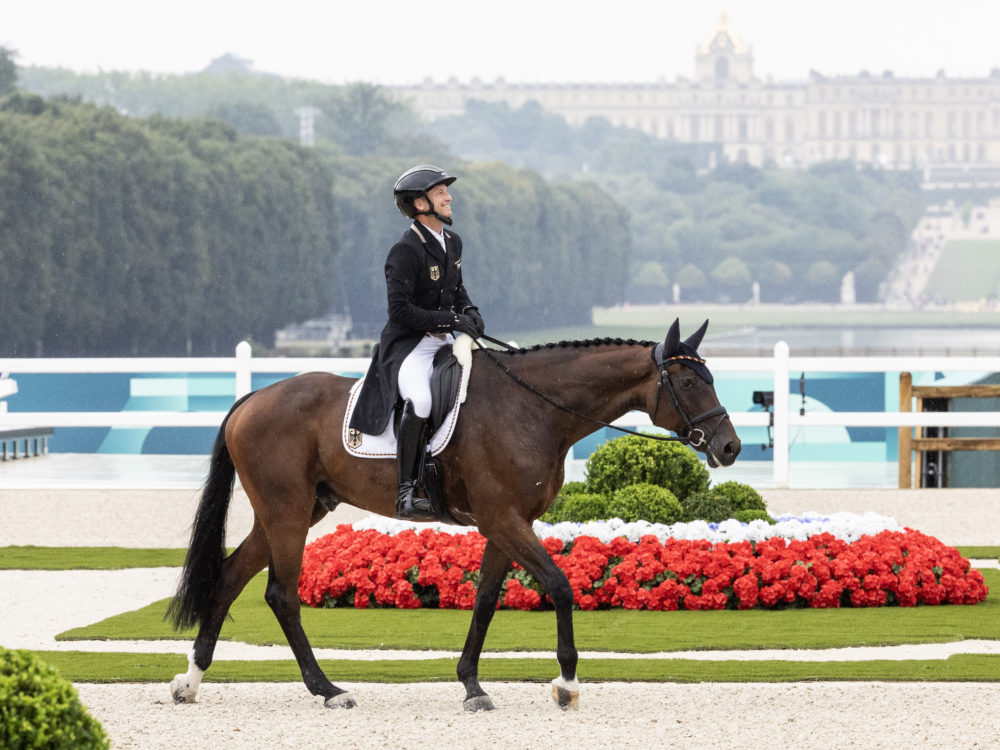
[
  {"xmin": 451, "ymin": 313, "xmax": 479, "ymax": 338},
  {"xmin": 463, "ymin": 307, "xmax": 485, "ymax": 337}
]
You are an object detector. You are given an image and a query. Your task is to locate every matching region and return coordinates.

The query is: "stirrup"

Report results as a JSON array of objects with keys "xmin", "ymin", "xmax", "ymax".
[{"xmin": 396, "ymin": 482, "xmax": 434, "ymax": 520}]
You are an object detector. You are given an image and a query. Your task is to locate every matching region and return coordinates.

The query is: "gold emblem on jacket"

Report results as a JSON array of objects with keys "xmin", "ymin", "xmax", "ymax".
[
  {"xmin": 348, "ymin": 428, "xmax": 363, "ymax": 448},
  {"xmin": 429, "ymin": 265, "xmax": 441, "ymax": 281}
]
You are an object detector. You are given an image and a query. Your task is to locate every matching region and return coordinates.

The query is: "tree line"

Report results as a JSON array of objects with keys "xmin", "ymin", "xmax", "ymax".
[{"xmin": 0, "ymin": 53, "xmax": 628, "ymax": 355}]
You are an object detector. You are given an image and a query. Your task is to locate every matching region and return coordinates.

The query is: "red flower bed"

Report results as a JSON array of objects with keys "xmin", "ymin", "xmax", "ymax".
[{"xmin": 298, "ymin": 525, "xmax": 988, "ymax": 611}]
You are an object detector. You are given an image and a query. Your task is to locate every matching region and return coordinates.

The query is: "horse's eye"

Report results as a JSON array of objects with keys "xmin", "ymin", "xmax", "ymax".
[{"xmin": 679, "ymin": 376, "xmax": 695, "ymax": 391}]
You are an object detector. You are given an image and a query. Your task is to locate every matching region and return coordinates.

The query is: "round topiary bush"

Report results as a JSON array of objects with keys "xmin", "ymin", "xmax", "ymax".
[
  {"xmin": 712, "ymin": 481, "xmax": 767, "ymax": 513},
  {"xmin": 546, "ymin": 492, "xmax": 609, "ymax": 523},
  {"xmin": 734, "ymin": 508, "xmax": 775, "ymax": 524},
  {"xmin": 681, "ymin": 489, "xmax": 734, "ymax": 523},
  {"xmin": 584, "ymin": 434, "xmax": 710, "ymax": 501},
  {"xmin": 606, "ymin": 483, "xmax": 683, "ymax": 524},
  {"xmin": 541, "ymin": 481, "xmax": 590, "ymax": 523},
  {"xmin": 0, "ymin": 647, "xmax": 109, "ymax": 749}
]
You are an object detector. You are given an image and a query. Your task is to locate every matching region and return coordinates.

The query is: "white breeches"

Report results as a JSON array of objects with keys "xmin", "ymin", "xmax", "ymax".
[{"xmin": 398, "ymin": 333, "xmax": 453, "ymax": 418}]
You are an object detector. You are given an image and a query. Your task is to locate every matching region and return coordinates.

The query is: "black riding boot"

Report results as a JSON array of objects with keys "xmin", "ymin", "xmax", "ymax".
[{"xmin": 395, "ymin": 400, "xmax": 434, "ymax": 520}]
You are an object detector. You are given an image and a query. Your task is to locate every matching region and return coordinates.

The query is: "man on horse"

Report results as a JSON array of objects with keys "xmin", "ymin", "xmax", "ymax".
[{"xmin": 349, "ymin": 165, "xmax": 486, "ymax": 520}]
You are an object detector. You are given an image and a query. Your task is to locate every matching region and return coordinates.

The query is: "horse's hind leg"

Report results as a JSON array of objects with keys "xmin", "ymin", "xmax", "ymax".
[
  {"xmin": 263, "ymin": 516, "xmax": 356, "ymax": 709},
  {"xmin": 457, "ymin": 540, "xmax": 512, "ymax": 712},
  {"xmin": 172, "ymin": 521, "xmax": 270, "ymax": 702}
]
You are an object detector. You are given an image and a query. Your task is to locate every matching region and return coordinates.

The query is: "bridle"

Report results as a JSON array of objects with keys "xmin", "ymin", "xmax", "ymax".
[
  {"xmin": 649, "ymin": 350, "xmax": 730, "ymax": 449},
  {"xmin": 477, "ymin": 334, "xmax": 730, "ymax": 447}
]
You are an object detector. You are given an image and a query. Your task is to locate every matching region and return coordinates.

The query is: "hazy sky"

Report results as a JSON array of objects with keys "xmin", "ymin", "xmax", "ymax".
[{"xmin": 4, "ymin": 1, "xmax": 998, "ymax": 85}]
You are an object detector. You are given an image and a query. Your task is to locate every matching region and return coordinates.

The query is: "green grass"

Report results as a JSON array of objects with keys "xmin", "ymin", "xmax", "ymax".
[
  {"xmin": 924, "ymin": 239, "xmax": 1000, "ymax": 301},
  {"xmin": 8, "ymin": 547, "xmax": 998, "ymax": 683},
  {"xmin": 0, "ymin": 546, "xmax": 189, "ymax": 570},
  {"xmin": 31, "ymin": 651, "xmax": 1000, "ymax": 684},
  {"xmin": 59, "ymin": 570, "xmax": 1000, "ymax": 654}
]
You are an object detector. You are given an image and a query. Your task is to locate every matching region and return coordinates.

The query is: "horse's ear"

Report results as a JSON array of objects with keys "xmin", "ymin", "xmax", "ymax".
[
  {"xmin": 664, "ymin": 318, "xmax": 681, "ymax": 356},
  {"xmin": 684, "ymin": 319, "xmax": 709, "ymax": 352}
]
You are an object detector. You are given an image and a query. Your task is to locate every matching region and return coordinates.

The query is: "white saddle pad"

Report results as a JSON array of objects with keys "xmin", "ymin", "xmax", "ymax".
[{"xmin": 342, "ymin": 334, "xmax": 475, "ymax": 459}]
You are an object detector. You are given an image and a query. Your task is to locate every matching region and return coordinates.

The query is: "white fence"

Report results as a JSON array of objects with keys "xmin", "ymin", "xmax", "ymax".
[{"xmin": 3, "ymin": 341, "xmax": 1000, "ymax": 487}]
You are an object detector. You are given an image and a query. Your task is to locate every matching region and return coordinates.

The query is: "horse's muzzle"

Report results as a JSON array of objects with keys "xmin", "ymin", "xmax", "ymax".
[{"xmin": 705, "ymin": 435, "xmax": 741, "ymax": 468}]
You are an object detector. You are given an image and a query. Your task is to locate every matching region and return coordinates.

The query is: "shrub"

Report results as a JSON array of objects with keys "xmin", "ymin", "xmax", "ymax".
[
  {"xmin": 712, "ymin": 481, "xmax": 767, "ymax": 513},
  {"xmin": 681, "ymin": 490, "xmax": 734, "ymax": 523},
  {"xmin": 584, "ymin": 435, "xmax": 710, "ymax": 501},
  {"xmin": 734, "ymin": 509, "xmax": 775, "ymax": 524},
  {"xmin": 607, "ymin": 483, "xmax": 684, "ymax": 524},
  {"xmin": 546, "ymin": 492, "xmax": 609, "ymax": 523},
  {"xmin": 0, "ymin": 647, "xmax": 109, "ymax": 749},
  {"xmin": 541, "ymin": 481, "xmax": 589, "ymax": 523}
]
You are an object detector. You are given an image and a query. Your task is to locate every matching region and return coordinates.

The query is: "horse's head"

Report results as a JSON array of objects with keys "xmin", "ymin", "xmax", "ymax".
[{"xmin": 649, "ymin": 319, "xmax": 741, "ymax": 468}]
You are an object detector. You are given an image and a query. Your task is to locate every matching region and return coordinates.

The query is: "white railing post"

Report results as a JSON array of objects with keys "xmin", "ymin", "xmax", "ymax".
[
  {"xmin": 772, "ymin": 341, "xmax": 790, "ymax": 488},
  {"xmin": 235, "ymin": 341, "xmax": 252, "ymax": 399}
]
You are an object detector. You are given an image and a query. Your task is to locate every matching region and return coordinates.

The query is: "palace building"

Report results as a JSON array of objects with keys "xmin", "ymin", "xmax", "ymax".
[{"xmin": 389, "ymin": 14, "xmax": 1000, "ymax": 179}]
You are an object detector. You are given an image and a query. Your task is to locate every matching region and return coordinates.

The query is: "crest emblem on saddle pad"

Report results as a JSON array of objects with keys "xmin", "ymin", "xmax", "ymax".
[
  {"xmin": 429, "ymin": 265, "xmax": 441, "ymax": 281},
  {"xmin": 348, "ymin": 428, "xmax": 363, "ymax": 449}
]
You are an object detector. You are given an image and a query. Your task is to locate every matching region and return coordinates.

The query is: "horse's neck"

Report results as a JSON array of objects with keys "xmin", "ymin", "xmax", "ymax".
[{"xmin": 514, "ymin": 344, "xmax": 651, "ymax": 443}]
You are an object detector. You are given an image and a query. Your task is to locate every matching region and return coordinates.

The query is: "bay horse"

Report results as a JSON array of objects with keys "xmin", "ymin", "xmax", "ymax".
[{"xmin": 167, "ymin": 319, "xmax": 740, "ymax": 711}]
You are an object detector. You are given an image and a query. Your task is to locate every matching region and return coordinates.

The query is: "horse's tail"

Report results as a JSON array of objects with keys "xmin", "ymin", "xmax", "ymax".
[{"xmin": 166, "ymin": 392, "xmax": 254, "ymax": 632}]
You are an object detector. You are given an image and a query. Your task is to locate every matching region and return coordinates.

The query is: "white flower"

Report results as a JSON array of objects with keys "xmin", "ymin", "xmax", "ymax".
[{"xmin": 351, "ymin": 511, "xmax": 903, "ymax": 545}]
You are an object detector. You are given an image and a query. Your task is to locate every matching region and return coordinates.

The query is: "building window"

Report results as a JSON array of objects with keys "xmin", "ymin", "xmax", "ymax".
[
  {"xmin": 785, "ymin": 117, "xmax": 795, "ymax": 141},
  {"xmin": 738, "ymin": 115, "xmax": 748, "ymax": 141},
  {"xmin": 818, "ymin": 112, "xmax": 827, "ymax": 138},
  {"xmin": 765, "ymin": 116, "xmax": 775, "ymax": 141},
  {"xmin": 833, "ymin": 111, "xmax": 842, "ymax": 138},
  {"xmin": 715, "ymin": 57, "xmax": 729, "ymax": 79},
  {"xmin": 925, "ymin": 112, "xmax": 934, "ymax": 137}
]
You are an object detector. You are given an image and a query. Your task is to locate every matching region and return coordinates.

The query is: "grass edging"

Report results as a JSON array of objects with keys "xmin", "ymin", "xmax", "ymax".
[{"xmin": 37, "ymin": 651, "xmax": 1000, "ymax": 684}]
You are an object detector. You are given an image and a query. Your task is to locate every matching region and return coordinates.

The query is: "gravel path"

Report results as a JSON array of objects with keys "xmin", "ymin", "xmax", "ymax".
[{"xmin": 2, "ymin": 486, "xmax": 999, "ymax": 748}]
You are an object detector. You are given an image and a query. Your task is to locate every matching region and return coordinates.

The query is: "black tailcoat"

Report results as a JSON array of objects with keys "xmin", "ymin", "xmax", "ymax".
[{"xmin": 349, "ymin": 222, "xmax": 475, "ymax": 435}]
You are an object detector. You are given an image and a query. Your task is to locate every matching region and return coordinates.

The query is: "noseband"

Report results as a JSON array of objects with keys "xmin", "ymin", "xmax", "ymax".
[{"xmin": 651, "ymin": 352, "xmax": 730, "ymax": 449}]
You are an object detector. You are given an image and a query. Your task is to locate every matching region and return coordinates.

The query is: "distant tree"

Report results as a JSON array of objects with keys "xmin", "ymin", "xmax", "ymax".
[
  {"xmin": 805, "ymin": 260, "xmax": 839, "ymax": 301},
  {"xmin": 710, "ymin": 256, "xmax": 752, "ymax": 301},
  {"xmin": 676, "ymin": 263, "xmax": 707, "ymax": 301},
  {"xmin": 0, "ymin": 47, "xmax": 16, "ymax": 95},
  {"xmin": 206, "ymin": 100, "xmax": 282, "ymax": 136},
  {"xmin": 627, "ymin": 261, "xmax": 670, "ymax": 304}
]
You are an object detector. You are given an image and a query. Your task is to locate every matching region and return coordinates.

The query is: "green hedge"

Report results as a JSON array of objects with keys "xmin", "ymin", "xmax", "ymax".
[{"xmin": 541, "ymin": 435, "xmax": 769, "ymax": 525}]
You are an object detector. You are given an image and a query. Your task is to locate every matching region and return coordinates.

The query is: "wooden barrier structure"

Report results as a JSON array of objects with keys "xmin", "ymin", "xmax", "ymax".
[{"xmin": 898, "ymin": 372, "xmax": 1000, "ymax": 488}]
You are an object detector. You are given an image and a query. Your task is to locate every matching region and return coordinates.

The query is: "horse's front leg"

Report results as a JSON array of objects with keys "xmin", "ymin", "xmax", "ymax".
[
  {"xmin": 492, "ymin": 525, "xmax": 580, "ymax": 711},
  {"xmin": 457, "ymin": 540, "xmax": 512, "ymax": 711}
]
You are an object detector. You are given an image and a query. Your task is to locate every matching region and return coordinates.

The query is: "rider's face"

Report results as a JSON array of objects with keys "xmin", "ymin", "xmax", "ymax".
[{"xmin": 415, "ymin": 184, "xmax": 452, "ymax": 221}]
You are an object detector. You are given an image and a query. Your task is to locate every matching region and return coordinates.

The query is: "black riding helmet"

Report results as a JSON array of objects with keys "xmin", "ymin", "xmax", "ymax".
[{"xmin": 393, "ymin": 165, "xmax": 457, "ymax": 225}]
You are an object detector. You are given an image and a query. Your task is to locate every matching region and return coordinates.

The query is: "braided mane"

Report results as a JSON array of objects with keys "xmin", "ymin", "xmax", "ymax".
[{"xmin": 492, "ymin": 337, "xmax": 657, "ymax": 355}]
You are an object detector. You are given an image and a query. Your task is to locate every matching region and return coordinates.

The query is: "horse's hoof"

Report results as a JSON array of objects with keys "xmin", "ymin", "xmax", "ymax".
[
  {"xmin": 324, "ymin": 691, "xmax": 357, "ymax": 709},
  {"xmin": 170, "ymin": 675, "xmax": 198, "ymax": 704},
  {"xmin": 463, "ymin": 694, "xmax": 496, "ymax": 712},
  {"xmin": 551, "ymin": 676, "xmax": 579, "ymax": 711}
]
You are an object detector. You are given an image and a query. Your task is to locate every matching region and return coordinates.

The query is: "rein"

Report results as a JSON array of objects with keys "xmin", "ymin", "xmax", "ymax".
[{"xmin": 475, "ymin": 334, "xmax": 727, "ymax": 445}]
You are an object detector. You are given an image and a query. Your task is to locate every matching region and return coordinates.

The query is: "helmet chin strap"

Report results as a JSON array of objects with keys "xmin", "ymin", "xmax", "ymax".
[{"xmin": 414, "ymin": 192, "xmax": 453, "ymax": 225}]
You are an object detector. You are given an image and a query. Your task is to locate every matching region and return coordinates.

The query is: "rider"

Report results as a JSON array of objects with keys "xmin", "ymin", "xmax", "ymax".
[{"xmin": 349, "ymin": 165, "xmax": 486, "ymax": 520}]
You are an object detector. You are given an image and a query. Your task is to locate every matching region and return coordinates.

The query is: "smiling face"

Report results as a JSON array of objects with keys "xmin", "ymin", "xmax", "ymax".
[{"xmin": 414, "ymin": 183, "xmax": 453, "ymax": 228}]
